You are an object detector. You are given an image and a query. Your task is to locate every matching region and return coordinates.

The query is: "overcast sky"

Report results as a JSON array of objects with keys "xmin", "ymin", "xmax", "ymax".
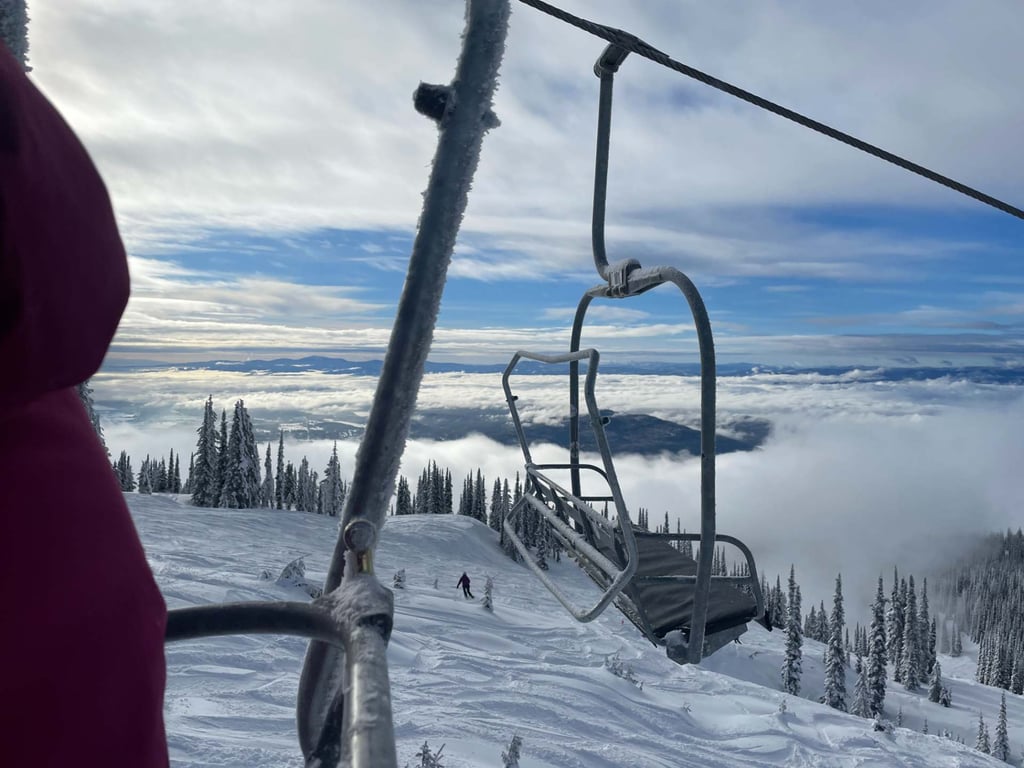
[{"xmin": 24, "ymin": 0, "xmax": 1024, "ymax": 366}]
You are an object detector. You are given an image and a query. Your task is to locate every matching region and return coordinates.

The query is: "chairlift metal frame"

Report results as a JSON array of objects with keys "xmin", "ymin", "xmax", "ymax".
[{"xmin": 500, "ymin": 42, "xmax": 766, "ymax": 665}]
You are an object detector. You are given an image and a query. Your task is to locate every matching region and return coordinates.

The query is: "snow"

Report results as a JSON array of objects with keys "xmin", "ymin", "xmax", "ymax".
[{"xmin": 136, "ymin": 494, "xmax": 1017, "ymax": 767}]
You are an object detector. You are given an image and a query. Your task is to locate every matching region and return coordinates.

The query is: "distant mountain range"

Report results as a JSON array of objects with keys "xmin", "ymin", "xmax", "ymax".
[
  {"xmin": 110, "ymin": 354, "xmax": 1024, "ymax": 385},
  {"xmin": 243, "ymin": 406, "xmax": 769, "ymax": 458},
  {"xmin": 408, "ymin": 408, "xmax": 770, "ymax": 457},
  {"xmin": 106, "ymin": 355, "xmax": 1024, "ymax": 457}
]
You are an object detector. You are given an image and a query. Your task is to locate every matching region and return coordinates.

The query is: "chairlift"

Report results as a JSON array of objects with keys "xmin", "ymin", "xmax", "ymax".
[
  {"xmin": 501, "ymin": 43, "xmax": 769, "ymax": 666},
  {"xmin": 154, "ymin": 0, "xmax": 1024, "ymax": 762}
]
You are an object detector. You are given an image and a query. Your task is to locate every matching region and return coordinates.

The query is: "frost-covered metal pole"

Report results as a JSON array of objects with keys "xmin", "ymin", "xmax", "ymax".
[{"xmin": 297, "ymin": 2, "xmax": 509, "ymax": 766}]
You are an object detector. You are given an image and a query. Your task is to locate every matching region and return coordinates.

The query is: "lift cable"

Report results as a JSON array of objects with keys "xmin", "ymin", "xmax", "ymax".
[{"xmin": 517, "ymin": 0, "xmax": 1024, "ymax": 221}]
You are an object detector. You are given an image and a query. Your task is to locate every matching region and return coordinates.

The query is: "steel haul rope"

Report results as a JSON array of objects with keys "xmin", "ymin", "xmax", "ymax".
[{"xmin": 518, "ymin": 0, "xmax": 1024, "ymax": 221}]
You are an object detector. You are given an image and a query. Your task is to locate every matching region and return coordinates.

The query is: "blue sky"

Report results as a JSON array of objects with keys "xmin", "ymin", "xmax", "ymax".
[{"xmin": 27, "ymin": 0, "xmax": 1024, "ymax": 366}]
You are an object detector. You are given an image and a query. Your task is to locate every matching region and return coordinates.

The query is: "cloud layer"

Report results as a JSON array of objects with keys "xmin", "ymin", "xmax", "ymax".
[{"xmin": 100, "ymin": 366, "xmax": 1024, "ymax": 621}]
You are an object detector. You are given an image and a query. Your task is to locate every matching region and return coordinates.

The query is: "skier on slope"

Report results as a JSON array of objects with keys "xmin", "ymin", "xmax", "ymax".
[
  {"xmin": 456, "ymin": 571, "xmax": 474, "ymax": 599},
  {"xmin": 0, "ymin": 46, "xmax": 169, "ymax": 766}
]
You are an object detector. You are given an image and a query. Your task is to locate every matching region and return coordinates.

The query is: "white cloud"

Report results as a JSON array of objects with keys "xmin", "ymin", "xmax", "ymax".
[
  {"xmin": 102, "ymin": 367, "xmax": 1024, "ymax": 627},
  {"xmin": 28, "ymin": 0, "xmax": 1023, "ymax": 272}
]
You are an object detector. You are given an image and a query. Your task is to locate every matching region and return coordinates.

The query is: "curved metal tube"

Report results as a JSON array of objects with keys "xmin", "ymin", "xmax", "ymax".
[
  {"xmin": 575, "ymin": 43, "xmax": 719, "ymax": 665},
  {"xmin": 166, "ymin": 602, "xmax": 345, "ymax": 647},
  {"xmin": 570, "ymin": 268, "xmax": 717, "ymax": 664}
]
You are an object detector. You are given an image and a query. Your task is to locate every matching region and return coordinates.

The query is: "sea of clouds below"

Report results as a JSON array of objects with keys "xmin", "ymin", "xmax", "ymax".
[{"xmin": 99, "ymin": 367, "xmax": 1024, "ymax": 623}]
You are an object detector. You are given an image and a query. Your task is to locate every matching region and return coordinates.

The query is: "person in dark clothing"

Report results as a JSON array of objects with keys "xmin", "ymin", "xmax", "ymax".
[
  {"xmin": 456, "ymin": 572, "xmax": 473, "ymax": 599},
  {"xmin": 0, "ymin": 46, "xmax": 169, "ymax": 766}
]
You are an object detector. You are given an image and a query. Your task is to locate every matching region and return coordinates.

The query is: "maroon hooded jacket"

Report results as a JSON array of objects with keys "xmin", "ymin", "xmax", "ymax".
[{"xmin": 0, "ymin": 48, "xmax": 169, "ymax": 765}]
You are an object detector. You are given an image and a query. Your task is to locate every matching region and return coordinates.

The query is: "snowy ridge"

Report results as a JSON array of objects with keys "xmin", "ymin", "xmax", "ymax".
[{"xmin": 135, "ymin": 495, "xmax": 1015, "ymax": 767}]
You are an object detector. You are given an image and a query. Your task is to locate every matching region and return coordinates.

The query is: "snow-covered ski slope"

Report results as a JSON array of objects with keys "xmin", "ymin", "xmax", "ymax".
[{"xmin": 133, "ymin": 494, "xmax": 1017, "ymax": 767}]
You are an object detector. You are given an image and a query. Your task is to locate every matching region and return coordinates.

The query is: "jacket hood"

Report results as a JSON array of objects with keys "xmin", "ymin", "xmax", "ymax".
[{"xmin": 0, "ymin": 47, "xmax": 128, "ymax": 414}]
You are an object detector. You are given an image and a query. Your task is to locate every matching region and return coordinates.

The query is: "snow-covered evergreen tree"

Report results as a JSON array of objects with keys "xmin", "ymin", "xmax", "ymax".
[
  {"xmin": 823, "ymin": 574, "xmax": 847, "ymax": 711},
  {"xmin": 321, "ymin": 442, "xmax": 345, "ymax": 517},
  {"xmin": 261, "ymin": 443, "xmax": 274, "ymax": 508},
  {"xmin": 393, "ymin": 569, "xmax": 405, "ymax": 590},
  {"xmin": 851, "ymin": 655, "xmax": 871, "ymax": 718},
  {"xmin": 114, "ymin": 450, "xmax": 136, "ymax": 492},
  {"xmin": 535, "ymin": 529, "xmax": 549, "ymax": 571},
  {"xmin": 901, "ymin": 576, "xmax": 922, "ymax": 691},
  {"xmin": 482, "ymin": 576, "xmax": 493, "ymax": 612},
  {"xmin": 994, "ymin": 693, "xmax": 1009, "ymax": 761},
  {"xmin": 489, "ymin": 478, "xmax": 503, "ymax": 531},
  {"xmin": 919, "ymin": 578, "xmax": 933, "ymax": 675},
  {"xmin": 395, "ymin": 475, "xmax": 413, "ymax": 515},
  {"xmin": 75, "ymin": 380, "xmax": 108, "ymax": 455},
  {"xmin": 1011, "ymin": 656, "xmax": 1024, "ymax": 695},
  {"xmin": 805, "ymin": 605, "xmax": 817, "ymax": 641},
  {"xmin": 868, "ymin": 576, "xmax": 888, "ymax": 716},
  {"xmin": 782, "ymin": 565, "xmax": 802, "ymax": 696},
  {"xmin": 939, "ymin": 685, "xmax": 952, "ymax": 708},
  {"xmin": 928, "ymin": 661, "xmax": 943, "ymax": 703},
  {"xmin": 218, "ymin": 400, "xmax": 262, "ymax": 509},
  {"xmin": 413, "ymin": 741, "xmax": 445, "ymax": 768},
  {"xmin": 275, "ymin": 431, "xmax": 285, "ymax": 510},
  {"xmin": 976, "ymin": 712, "xmax": 990, "ymax": 754},
  {"xmin": 887, "ymin": 569, "xmax": 904, "ymax": 678},
  {"xmin": 501, "ymin": 734, "xmax": 522, "ymax": 767},
  {"xmin": 0, "ymin": 0, "xmax": 30, "ymax": 70},
  {"xmin": 951, "ymin": 623, "xmax": 963, "ymax": 657}
]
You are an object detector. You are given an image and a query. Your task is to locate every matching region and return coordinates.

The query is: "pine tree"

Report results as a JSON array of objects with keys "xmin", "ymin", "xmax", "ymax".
[
  {"xmin": 976, "ymin": 712, "xmax": 990, "ymax": 754},
  {"xmin": 282, "ymin": 461, "xmax": 296, "ymax": 510},
  {"xmin": 395, "ymin": 475, "xmax": 413, "ymax": 515},
  {"xmin": 823, "ymin": 574, "xmax": 847, "ymax": 711},
  {"xmin": 919, "ymin": 579, "xmax": 934, "ymax": 675},
  {"xmin": 413, "ymin": 741, "xmax": 445, "ymax": 768},
  {"xmin": 868, "ymin": 576, "xmax": 888, "ymax": 716},
  {"xmin": 219, "ymin": 400, "xmax": 262, "ymax": 508},
  {"xmin": 782, "ymin": 566, "xmax": 802, "ymax": 696},
  {"xmin": 115, "ymin": 450, "xmax": 136, "ymax": 492},
  {"xmin": 939, "ymin": 686, "xmax": 952, "ymax": 707},
  {"xmin": 443, "ymin": 469, "xmax": 453, "ymax": 514},
  {"xmin": 261, "ymin": 443, "xmax": 274, "ymax": 507},
  {"xmin": 172, "ymin": 452, "xmax": 182, "ymax": 493},
  {"xmin": 851, "ymin": 656, "xmax": 871, "ymax": 718},
  {"xmin": 75, "ymin": 380, "xmax": 107, "ymax": 455},
  {"xmin": 489, "ymin": 478, "xmax": 503, "ymax": 531},
  {"xmin": 1011, "ymin": 655, "xmax": 1024, "ymax": 695},
  {"xmin": 191, "ymin": 396, "xmax": 219, "ymax": 507},
  {"xmin": 215, "ymin": 408, "xmax": 228, "ymax": 506},
  {"xmin": 805, "ymin": 605, "xmax": 817, "ymax": 641},
  {"xmin": 0, "ymin": 0, "xmax": 30, "ymax": 70},
  {"xmin": 928, "ymin": 661, "xmax": 943, "ymax": 703},
  {"xmin": 482, "ymin": 576, "xmax": 494, "ymax": 612},
  {"xmin": 887, "ymin": 569, "xmax": 904, "ymax": 677},
  {"xmin": 474, "ymin": 469, "xmax": 487, "ymax": 522},
  {"xmin": 275, "ymin": 431, "xmax": 285, "ymax": 509},
  {"xmin": 322, "ymin": 442, "xmax": 344, "ymax": 516},
  {"xmin": 501, "ymin": 733, "xmax": 522, "ymax": 767},
  {"xmin": 951, "ymin": 623, "xmax": 963, "ymax": 657},
  {"xmin": 535, "ymin": 527, "xmax": 549, "ymax": 571},
  {"xmin": 994, "ymin": 693, "xmax": 1009, "ymax": 761},
  {"xmin": 901, "ymin": 576, "xmax": 921, "ymax": 691}
]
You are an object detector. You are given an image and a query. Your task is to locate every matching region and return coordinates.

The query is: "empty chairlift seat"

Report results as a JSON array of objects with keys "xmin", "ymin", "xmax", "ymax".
[{"xmin": 503, "ymin": 348, "xmax": 768, "ymax": 664}]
